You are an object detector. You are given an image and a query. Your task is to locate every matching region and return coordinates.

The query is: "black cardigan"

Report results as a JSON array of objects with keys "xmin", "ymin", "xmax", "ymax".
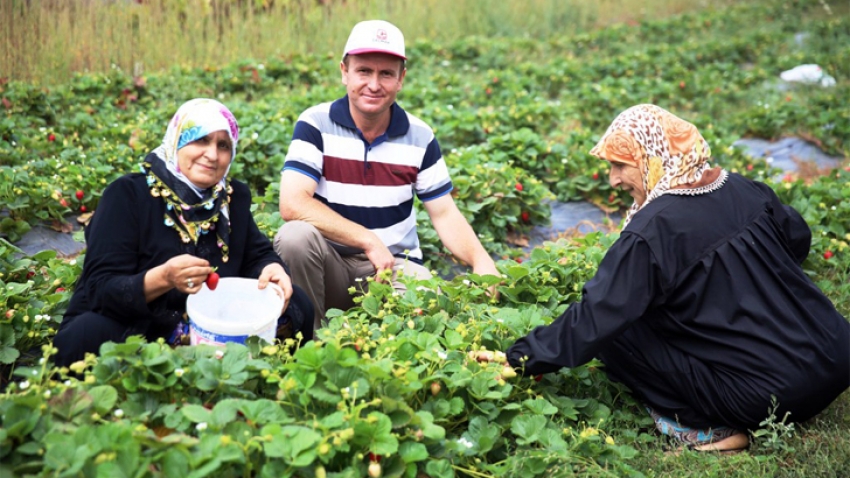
[{"xmin": 64, "ymin": 173, "xmax": 287, "ymax": 328}]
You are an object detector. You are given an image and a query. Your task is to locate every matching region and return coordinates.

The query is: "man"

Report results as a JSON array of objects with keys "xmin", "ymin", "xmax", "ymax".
[
  {"xmin": 476, "ymin": 104, "xmax": 849, "ymax": 452},
  {"xmin": 275, "ymin": 20, "xmax": 498, "ymax": 331}
]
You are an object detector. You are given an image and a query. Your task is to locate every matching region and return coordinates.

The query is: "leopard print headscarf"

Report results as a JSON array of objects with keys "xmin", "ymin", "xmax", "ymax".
[{"xmin": 589, "ymin": 104, "xmax": 727, "ymax": 227}]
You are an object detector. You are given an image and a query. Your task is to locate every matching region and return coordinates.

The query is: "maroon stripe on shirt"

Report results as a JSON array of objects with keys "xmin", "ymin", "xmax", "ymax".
[{"xmin": 324, "ymin": 155, "xmax": 418, "ymax": 186}]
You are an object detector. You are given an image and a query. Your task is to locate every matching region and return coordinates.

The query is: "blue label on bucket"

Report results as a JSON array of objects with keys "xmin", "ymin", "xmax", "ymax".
[{"xmin": 190, "ymin": 320, "xmax": 251, "ymax": 346}]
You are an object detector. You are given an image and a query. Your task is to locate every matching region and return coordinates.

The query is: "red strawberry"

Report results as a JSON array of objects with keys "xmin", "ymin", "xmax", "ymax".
[
  {"xmin": 515, "ymin": 182, "xmax": 523, "ymax": 192},
  {"xmin": 56, "ymin": 287, "xmax": 66, "ymax": 292},
  {"xmin": 59, "ymin": 198, "xmax": 69, "ymax": 208},
  {"xmin": 679, "ymin": 81, "xmax": 686, "ymax": 89},
  {"xmin": 746, "ymin": 164, "xmax": 754, "ymax": 171},
  {"xmin": 592, "ymin": 172, "xmax": 599, "ymax": 180},
  {"xmin": 26, "ymin": 271, "xmax": 35, "ymax": 279},
  {"xmin": 521, "ymin": 211, "xmax": 530, "ymax": 223},
  {"xmin": 75, "ymin": 190, "xmax": 84, "ymax": 200},
  {"xmin": 608, "ymin": 194, "xmax": 616, "ymax": 203},
  {"xmin": 48, "ymin": 133, "xmax": 56, "ymax": 142},
  {"xmin": 368, "ymin": 452, "xmax": 381, "ymax": 463},
  {"xmin": 516, "ymin": 257, "xmax": 523, "ymax": 264},
  {"xmin": 485, "ymin": 88, "xmax": 492, "ymax": 95},
  {"xmin": 205, "ymin": 272, "xmax": 220, "ymax": 290},
  {"xmin": 80, "ymin": 205, "xmax": 87, "ymax": 212},
  {"xmin": 823, "ymin": 250, "xmax": 834, "ymax": 260},
  {"xmin": 534, "ymin": 374, "xmax": 543, "ymax": 382}
]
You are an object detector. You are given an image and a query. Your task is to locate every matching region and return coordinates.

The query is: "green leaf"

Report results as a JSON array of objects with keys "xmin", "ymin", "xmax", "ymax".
[
  {"xmin": 362, "ymin": 295, "xmax": 381, "ymax": 316},
  {"xmin": 261, "ymin": 424, "xmax": 320, "ymax": 467},
  {"xmin": 413, "ymin": 411, "xmax": 445, "ymax": 441},
  {"xmin": 353, "ymin": 412, "xmax": 399, "ymax": 455},
  {"xmin": 425, "ymin": 459, "xmax": 455, "ymax": 478},
  {"xmin": 88, "ymin": 386, "xmax": 118, "ymax": 415},
  {"xmin": 510, "ymin": 415, "xmax": 546, "ymax": 445},
  {"xmin": 522, "ymin": 397, "xmax": 558, "ymax": 415},
  {"xmin": 0, "ymin": 345, "xmax": 20, "ymax": 364},
  {"xmin": 238, "ymin": 399, "xmax": 291, "ymax": 425},
  {"xmin": 398, "ymin": 441, "xmax": 428, "ymax": 463},
  {"xmin": 464, "ymin": 416, "xmax": 501, "ymax": 454},
  {"xmin": 211, "ymin": 400, "xmax": 239, "ymax": 429},
  {"xmin": 181, "ymin": 404, "xmax": 212, "ymax": 424}
]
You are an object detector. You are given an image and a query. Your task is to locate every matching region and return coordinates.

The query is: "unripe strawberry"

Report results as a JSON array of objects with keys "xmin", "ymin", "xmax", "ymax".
[
  {"xmin": 430, "ymin": 381, "xmax": 442, "ymax": 396},
  {"xmin": 368, "ymin": 461, "xmax": 382, "ymax": 478}
]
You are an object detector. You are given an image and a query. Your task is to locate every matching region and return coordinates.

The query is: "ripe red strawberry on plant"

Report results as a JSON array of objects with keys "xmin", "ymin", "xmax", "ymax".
[
  {"xmin": 592, "ymin": 172, "xmax": 599, "ymax": 180},
  {"xmin": 823, "ymin": 250, "xmax": 834, "ymax": 260},
  {"xmin": 48, "ymin": 133, "xmax": 56, "ymax": 142},
  {"xmin": 205, "ymin": 271, "xmax": 220, "ymax": 290},
  {"xmin": 75, "ymin": 190, "xmax": 84, "ymax": 200},
  {"xmin": 521, "ymin": 211, "xmax": 530, "ymax": 223},
  {"xmin": 515, "ymin": 182, "xmax": 523, "ymax": 192}
]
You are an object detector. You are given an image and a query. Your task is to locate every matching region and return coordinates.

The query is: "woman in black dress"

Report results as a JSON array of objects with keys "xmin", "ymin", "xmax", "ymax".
[
  {"xmin": 54, "ymin": 98, "xmax": 314, "ymax": 366},
  {"xmin": 495, "ymin": 104, "xmax": 849, "ymax": 452}
]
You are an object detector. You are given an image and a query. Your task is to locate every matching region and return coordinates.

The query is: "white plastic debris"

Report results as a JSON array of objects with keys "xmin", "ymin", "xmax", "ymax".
[{"xmin": 779, "ymin": 64, "xmax": 836, "ymax": 87}]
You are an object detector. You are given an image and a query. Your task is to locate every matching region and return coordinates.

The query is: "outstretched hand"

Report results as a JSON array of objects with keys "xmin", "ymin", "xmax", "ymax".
[{"xmin": 467, "ymin": 350, "xmax": 518, "ymax": 380}]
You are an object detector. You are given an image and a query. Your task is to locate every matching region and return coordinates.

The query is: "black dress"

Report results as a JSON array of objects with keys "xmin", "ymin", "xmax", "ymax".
[
  {"xmin": 507, "ymin": 173, "xmax": 849, "ymax": 430},
  {"xmin": 54, "ymin": 173, "xmax": 314, "ymax": 366}
]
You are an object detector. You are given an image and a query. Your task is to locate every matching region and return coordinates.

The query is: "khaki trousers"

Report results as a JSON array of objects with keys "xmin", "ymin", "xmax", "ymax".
[{"xmin": 274, "ymin": 220, "xmax": 432, "ymax": 331}]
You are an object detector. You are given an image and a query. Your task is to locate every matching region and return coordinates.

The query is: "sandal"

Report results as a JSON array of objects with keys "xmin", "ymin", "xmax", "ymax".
[{"xmin": 647, "ymin": 407, "xmax": 750, "ymax": 454}]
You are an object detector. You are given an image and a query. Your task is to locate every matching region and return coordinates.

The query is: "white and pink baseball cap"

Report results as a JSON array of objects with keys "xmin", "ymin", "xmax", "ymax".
[{"xmin": 343, "ymin": 20, "xmax": 406, "ymax": 60}]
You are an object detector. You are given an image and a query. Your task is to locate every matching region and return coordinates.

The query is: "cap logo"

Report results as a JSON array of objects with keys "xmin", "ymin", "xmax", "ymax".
[{"xmin": 375, "ymin": 28, "xmax": 389, "ymax": 43}]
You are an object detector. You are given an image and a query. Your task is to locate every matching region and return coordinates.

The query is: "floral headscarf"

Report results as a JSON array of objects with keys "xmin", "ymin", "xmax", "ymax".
[
  {"xmin": 141, "ymin": 99, "xmax": 239, "ymax": 262},
  {"xmin": 589, "ymin": 104, "xmax": 727, "ymax": 226}
]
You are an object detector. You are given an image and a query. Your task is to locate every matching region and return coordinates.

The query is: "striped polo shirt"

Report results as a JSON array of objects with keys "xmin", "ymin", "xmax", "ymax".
[{"xmin": 282, "ymin": 96, "xmax": 452, "ymax": 262}]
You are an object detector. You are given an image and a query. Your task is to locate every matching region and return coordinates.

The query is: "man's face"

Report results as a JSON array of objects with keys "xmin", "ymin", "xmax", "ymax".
[
  {"xmin": 341, "ymin": 53, "xmax": 406, "ymax": 121},
  {"xmin": 608, "ymin": 160, "xmax": 646, "ymax": 206}
]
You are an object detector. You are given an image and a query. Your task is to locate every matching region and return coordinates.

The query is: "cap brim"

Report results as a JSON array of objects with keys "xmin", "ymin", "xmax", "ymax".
[{"xmin": 345, "ymin": 48, "xmax": 407, "ymax": 60}]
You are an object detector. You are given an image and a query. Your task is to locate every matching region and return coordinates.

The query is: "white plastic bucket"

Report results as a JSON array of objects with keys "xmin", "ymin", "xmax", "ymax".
[{"xmin": 186, "ymin": 277, "xmax": 284, "ymax": 346}]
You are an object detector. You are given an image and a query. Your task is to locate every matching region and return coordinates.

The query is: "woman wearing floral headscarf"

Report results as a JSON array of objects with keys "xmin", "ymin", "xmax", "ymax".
[
  {"xmin": 496, "ymin": 105, "xmax": 849, "ymax": 452},
  {"xmin": 54, "ymin": 99, "xmax": 314, "ymax": 365}
]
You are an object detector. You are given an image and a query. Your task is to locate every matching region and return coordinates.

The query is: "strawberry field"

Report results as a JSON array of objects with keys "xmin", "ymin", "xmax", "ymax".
[{"xmin": 1, "ymin": 1, "xmax": 849, "ymax": 476}]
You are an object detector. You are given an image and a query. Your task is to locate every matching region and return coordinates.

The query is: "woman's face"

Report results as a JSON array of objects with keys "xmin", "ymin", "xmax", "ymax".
[
  {"xmin": 176, "ymin": 130, "xmax": 233, "ymax": 189},
  {"xmin": 608, "ymin": 161, "xmax": 646, "ymax": 206}
]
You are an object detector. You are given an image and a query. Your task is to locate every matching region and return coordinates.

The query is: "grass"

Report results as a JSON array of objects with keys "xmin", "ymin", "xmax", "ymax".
[
  {"xmin": 1, "ymin": 0, "xmax": 736, "ymax": 85},
  {"xmin": 625, "ymin": 391, "xmax": 850, "ymax": 477}
]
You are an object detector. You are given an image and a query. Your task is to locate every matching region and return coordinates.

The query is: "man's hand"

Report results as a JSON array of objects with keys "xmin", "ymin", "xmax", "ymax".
[{"xmin": 363, "ymin": 236, "xmax": 396, "ymax": 282}]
